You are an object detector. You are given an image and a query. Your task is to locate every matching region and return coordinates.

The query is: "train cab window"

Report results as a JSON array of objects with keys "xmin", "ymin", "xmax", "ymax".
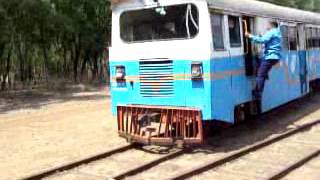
[
  {"xmin": 211, "ymin": 13, "xmax": 225, "ymax": 50},
  {"xmin": 120, "ymin": 4, "xmax": 199, "ymax": 42},
  {"xmin": 281, "ymin": 25, "xmax": 289, "ymax": 51},
  {"xmin": 228, "ymin": 16, "xmax": 241, "ymax": 47},
  {"xmin": 288, "ymin": 27, "xmax": 298, "ymax": 51}
]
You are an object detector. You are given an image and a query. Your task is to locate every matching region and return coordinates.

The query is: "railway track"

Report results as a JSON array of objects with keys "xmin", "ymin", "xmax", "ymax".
[
  {"xmin": 167, "ymin": 119, "xmax": 320, "ymax": 180},
  {"xmin": 111, "ymin": 148, "xmax": 191, "ymax": 179},
  {"xmin": 20, "ymin": 119, "xmax": 319, "ymax": 180},
  {"xmin": 21, "ymin": 144, "xmax": 189, "ymax": 180},
  {"xmin": 21, "ymin": 144, "xmax": 135, "ymax": 180},
  {"xmin": 267, "ymin": 149, "xmax": 320, "ymax": 180}
]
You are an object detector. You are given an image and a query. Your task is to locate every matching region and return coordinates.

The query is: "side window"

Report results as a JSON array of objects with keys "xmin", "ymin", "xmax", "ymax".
[
  {"xmin": 228, "ymin": 16, "xmax": 241, "ymax": 47},
  {"xmin": 318, "ymin": 28, "xmax": 320, "ymax": 48},
  {"xmin": 313, "ymin": 28, "xmax": 320, "ymax": 48},
  {"xmin": 306, "ymin": 27, "xmax": 313, "ymax": 49},
  {"xmin": 281, "ymin": 25, "xmax": 289, "ymax": 51},
  {"xmin": 288, "ymin": 26, "xmax": 298, "ymax": 51},
  {"xmin": 211, "ymin": 13, "xmax": 225, "ymax": 50},
  {"xmin": 316, "ymin": 28, "xmax": 318, "ymax": 48},
  {"xmin": 312, "ymin": 28, "xmax": 317, "ymax": 48}
]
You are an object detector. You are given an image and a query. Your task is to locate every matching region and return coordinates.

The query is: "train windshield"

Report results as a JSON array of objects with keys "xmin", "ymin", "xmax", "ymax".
[{"xmin": 120, "ymin": 4, "xmax": 199, "ymax": 43}]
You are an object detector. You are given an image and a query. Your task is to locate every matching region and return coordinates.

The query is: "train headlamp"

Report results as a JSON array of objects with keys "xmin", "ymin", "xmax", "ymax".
[
  {"xmin": 191, "ymin": 62, "xmax": 203, "ymax": 79},
  {"xmin": 116, "ymin": 66, "xmax": 126, "ymax": 81}
]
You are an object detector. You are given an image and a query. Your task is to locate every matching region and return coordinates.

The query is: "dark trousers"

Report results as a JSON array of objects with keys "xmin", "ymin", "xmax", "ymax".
[{"xmin": 254, "ymin": 59, "xmax": 279, "ymax": 100}]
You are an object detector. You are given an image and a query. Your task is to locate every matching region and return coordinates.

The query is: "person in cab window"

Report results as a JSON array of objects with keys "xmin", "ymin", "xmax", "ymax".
[
  {"xmin": 245, "ymin": 21, "xmax": 282, "ymax": 101},
  {"xmin": 229, "ymin": 17, "xmax": 240, "ymax": 45},
  {"xmin": 160, "ymin": 22, "xmax": 176, "ymax": 39}
]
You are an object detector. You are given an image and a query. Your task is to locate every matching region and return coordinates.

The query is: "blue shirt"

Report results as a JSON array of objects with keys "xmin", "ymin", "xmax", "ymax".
[{"xmin": 249, "ymin": 28, "xmax": 282, "ymax": 60}]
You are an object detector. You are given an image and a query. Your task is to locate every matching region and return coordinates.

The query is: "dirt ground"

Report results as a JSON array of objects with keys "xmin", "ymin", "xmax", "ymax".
[{"xmin": 0, "ymin": 87, "xmax": 126, "ymax": 180}]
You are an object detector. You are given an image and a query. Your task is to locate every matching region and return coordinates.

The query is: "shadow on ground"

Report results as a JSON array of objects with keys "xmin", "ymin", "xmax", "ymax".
[
  {"xmin": 0, "ymin": 86, "xmax": 110, "ymax": 114},
  {"xmin": 193, "ymin": 92, "xmax": 320, "ymax": 154}
]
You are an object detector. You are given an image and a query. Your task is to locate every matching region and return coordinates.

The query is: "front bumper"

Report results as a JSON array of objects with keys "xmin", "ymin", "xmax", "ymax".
[{"xmin": 117, "ymin": 105, "xmax": 203, "ymax": 146}]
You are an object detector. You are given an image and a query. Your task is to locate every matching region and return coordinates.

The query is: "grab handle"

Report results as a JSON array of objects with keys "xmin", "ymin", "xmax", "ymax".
[
  {"xmin": 242, "ymin": 20, "xmax": 249, "ymax": 35},
  {"xmin": 242, "ymin": 20, "xmax": 250, "ymax": 54}
]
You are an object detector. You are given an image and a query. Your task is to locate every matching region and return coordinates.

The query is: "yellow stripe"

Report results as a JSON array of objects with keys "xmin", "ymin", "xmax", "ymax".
[
  {"xmin": 111, "ymin": 69, "xmax": 246, "ymax": 82},
  {"xmin": 111, "ymin": 64, "xmax": 302, "ymax": 86}
]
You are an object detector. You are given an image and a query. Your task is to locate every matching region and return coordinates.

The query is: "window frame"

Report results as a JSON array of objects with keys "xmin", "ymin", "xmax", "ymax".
[
  {"xmin": 315, "ymin": 28, "xmax": 320, "ymax": 48},
  {"xmin": 227, "ymin": 15, "xmax": 242, "ymax": 48},
  {"xmin": 312, "ymin": 28, "xmax": 318, "ymax": 48},
  {"xmin": 305, "ymin": 25, "xmax": 320, "ymax": 49},
  {"xmin": 119, "ymin": 3, "xmax": 200, "ymax": 44},
  {"xmin": 281, "ymin": 25, "xmax": 289, "ymax": 51},
  {"xmin": 306, "ymin": 27, "xmax": 313, "ymax": 49},
  {"xmin": 288, "ymin": 25, "xmax": 298, "ymax": 51},
  {"xmin": 210, "ymin": 12, "xmax": 226, "ymax": 51}
]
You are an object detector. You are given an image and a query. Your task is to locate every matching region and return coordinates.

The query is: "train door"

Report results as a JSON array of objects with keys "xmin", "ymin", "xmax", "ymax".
[
  {"xmin": 298, "ymin": 24, "xmax": 308, "ymax": 94},
  {"xmin": 242, "ymin": 16, "xmax": 255, "ymax": 76},
  {"xmin": 306, "ymin": 27, "xmax": 320, "ymax": 82},
  {"xmin": 227, "ymin": 14, "xmax": 245, "ymax": 106},
  {"xmin": 210, "ymin": 12, "xmax": 234, "ymax": 122},
  {"xmin": 227, "ymin": 15, "xmax": 252, "ymax": 114},
  {"xmin": 287, "ymin": 25, "xmax": 301, "ymax": 100}
]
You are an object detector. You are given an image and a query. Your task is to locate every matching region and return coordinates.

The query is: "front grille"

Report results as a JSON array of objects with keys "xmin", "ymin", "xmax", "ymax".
[{"xmin": 139, "ymin": 59, "xmax": 174, "ymax": 97}]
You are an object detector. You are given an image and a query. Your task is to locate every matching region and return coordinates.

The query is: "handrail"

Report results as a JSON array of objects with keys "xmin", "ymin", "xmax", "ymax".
[{"xmin": 242, "ymin": 19, "xmax": 250, "ymax": 54}]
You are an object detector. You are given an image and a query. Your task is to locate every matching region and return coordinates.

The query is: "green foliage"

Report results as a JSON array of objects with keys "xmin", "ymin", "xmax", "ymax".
[
  {"xmin": 0, "ymin": 0, "xmax": 111, "ymax": 89},
  {"xmin": 0, "ymin": 0, "xmax": 318, "ymax": 90}
]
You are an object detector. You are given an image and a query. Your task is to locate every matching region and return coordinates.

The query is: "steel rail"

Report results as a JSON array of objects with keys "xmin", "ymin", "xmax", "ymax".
[
  {"xmin": 112, "ymin": 148, "xmax": 192, "ymax": 180},
  {"xmin": 21, "ymin": 144, "xmax": 136, "ymax": 180},
  {"xmin": 167, "ymin": 119, "xmax": 320, "ymax": 180},
  {"xmin": 266, "ymin": 149, "xmax": 320, "ymax": 180}
]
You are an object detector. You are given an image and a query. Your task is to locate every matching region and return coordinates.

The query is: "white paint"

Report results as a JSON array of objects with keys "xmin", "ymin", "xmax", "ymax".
[
  {"xmin": 110, "ymin": 0, "xmax": 212, "ymax": 61},
  {"xmin": 290, "ymin": 54, "xmax": 297, "ymax": 73},
  {"xmin": 285, "ymin": 55, "xmax": 289, "ymax": 68}
]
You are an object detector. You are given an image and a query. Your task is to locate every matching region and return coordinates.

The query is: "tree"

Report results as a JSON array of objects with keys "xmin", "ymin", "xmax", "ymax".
[
  {"xmin": 0, "ymin": 0, "xmax": 318, "ymax": 91},
  {"xmin": 0, "ymin": 0, "xmax": 111, "ymax": 90}
]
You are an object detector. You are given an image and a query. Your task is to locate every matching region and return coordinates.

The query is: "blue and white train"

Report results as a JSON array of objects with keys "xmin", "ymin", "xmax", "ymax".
[{"xmin": 109, "ymin": 0, "xmax": 320, "ymax": 146}]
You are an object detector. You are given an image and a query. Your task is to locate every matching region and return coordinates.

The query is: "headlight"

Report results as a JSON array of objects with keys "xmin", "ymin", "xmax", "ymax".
[
  {"xmin": 116, "ymin": 66, "xmax": 126, "ymax": 81},
  {"xmin": 191, "ymin": 62, "xmax": 203, "ymax": 79}
]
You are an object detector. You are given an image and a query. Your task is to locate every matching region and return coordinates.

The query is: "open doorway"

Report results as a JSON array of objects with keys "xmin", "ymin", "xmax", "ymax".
[{"xmin": 242, "ymin": 16, "xmax": 255, "ymax": 76}]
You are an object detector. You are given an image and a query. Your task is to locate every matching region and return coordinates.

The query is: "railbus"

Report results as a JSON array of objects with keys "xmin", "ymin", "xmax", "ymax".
[{"xmin": 109, "ymin": 0, "xmax": 320, "ymax": 146}]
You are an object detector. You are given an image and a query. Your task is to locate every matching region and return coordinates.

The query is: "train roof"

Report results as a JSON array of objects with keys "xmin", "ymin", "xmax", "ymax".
[
  {"xmin": 110, "ymin": 0, "xmax": 320, "ymax": 25},
  {"xmin": 207, "ymin": 0, "xmax": 320, "ymax": 25}
]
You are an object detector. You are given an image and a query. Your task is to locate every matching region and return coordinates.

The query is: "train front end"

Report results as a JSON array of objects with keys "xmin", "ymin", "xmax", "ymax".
[{"xmin": 109, "ymin": 0, "xmax": 212, "ymax": 146}]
